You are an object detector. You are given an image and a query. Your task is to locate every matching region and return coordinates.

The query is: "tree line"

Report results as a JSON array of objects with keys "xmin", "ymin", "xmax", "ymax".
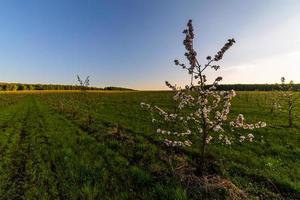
[
  {"xmin": 212, "ymin": 83, "xmax": 300, "ymax": 91},
  {"xmin": 0, "ymin": 82, "xmax": 133, "ymax": 91}
]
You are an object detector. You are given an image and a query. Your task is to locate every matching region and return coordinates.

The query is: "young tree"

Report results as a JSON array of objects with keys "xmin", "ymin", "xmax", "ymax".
[
  {"xmin": 279, "ymin": 77, "xmax": 298, "ymax": 127},
  {"xmin": 77, "ymin": 75, "xmax": 90, "ymax": 92},
  {"xmin": 269, "ymin": 89, "xmax": 281, "ymax": 114},
  {"xmin": 141, "ymin": 20, "xmax": 266, "ymax": 176}
]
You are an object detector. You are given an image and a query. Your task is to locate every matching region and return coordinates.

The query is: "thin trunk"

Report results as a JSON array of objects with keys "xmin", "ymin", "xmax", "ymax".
[
  {"xmin": 197, "ymin": 63, "xmax": 207, "ymax": 177},
  {"xmin": 270, "ymin": 104, "xmax": 274, "ymax": 114},
  {"xmin": 288, "ymin": 108, "xmax": 292, "ymax": 127},
  {"xmin": 198, "ymin": 127, "xmax": 207, "ymax": 176},
  {"xmin": 288, "ymin": 99, "xmax": 293, "ymax": 127}
]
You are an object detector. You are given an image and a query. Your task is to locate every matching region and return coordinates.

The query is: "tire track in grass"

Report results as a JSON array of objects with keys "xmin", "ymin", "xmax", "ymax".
[
  {"xmin": 0, "ymin": 97, "xmax": 32, "ymax": 199},
  {"xmin": 7, "ymin": 127, "xmax": 28, "ymax": 199},
  {"xmin": 0, "ymin": 99, "xmax": 28, "ymax": 157},
  {"xmin": 22, "ymin": 97, "xmax": 61, "ymax": 199},
  {"xmin": 34, "ymin": 98, "xmax": 84, "ymax": 199}
]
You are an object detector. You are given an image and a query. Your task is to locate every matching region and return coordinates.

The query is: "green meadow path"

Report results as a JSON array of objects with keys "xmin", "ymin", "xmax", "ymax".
[{"xmin": 0, "ymin": 96, "xmax": 118, "ymax": 199}]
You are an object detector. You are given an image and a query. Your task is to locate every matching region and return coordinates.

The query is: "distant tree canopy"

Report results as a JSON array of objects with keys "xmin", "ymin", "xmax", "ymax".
[
  {"xmin": 205, "ymin": 84, "xmax": 300, "ymax": 91},
  {"xmin": 0, "ymin": 83, "xmax": 134, "ymax": 91},
  {"xmin": 103, "ymin": 86, "xmax": 134, "ymax": 91}
]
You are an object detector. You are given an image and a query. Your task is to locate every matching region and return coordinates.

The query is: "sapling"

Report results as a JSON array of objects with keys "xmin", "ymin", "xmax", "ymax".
[
  {"xmin": 76, "ymin": 75, "xmax": 94, "ymax": 129},
  {"xmin": 279, "ymin": 77, "xmax": 298, "ymax": 127},
  {"xmin": 269, "ymin": 92, "xmax": 281, "ymax": 114},
  {"xmin": 141, "ymin": 20, "xmax": 266, "ymax": 176},
  {"xmin": 77, "ymin": 75, "xmax": 90, "ymax": 93}
]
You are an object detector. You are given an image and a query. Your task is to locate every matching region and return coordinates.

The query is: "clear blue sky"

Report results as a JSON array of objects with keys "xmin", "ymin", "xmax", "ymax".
[{"xmin": 0, "ymin": 0, "xmax": 299, "ymax": 89}]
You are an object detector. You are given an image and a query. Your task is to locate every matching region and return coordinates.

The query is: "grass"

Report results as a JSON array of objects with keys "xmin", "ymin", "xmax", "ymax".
[{"xmin": 0, "ymin": 91, "xmax": 299, "ymax": 199}]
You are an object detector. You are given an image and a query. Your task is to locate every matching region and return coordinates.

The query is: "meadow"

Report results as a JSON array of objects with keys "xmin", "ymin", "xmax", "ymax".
[
  {"xmin": 0, "ymin": 92, "xmax": 300, "ymax": 199},
  {"xmin": 0, "ymin": 91, "xmax": 298, "ymax": 199}
]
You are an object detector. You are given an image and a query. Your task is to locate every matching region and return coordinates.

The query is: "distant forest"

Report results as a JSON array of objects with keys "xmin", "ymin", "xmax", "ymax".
[
  {"xmin": 0, "ymin": 82, "xmax": 134, "ymax": 91},
  {"xmin": 214, "ymin": 84, "xmax": 300, "ymax": 91}
]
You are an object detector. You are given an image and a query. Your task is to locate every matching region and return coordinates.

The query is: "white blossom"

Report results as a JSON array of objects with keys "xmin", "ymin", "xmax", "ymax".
[
  {"xmin": 247, "ymin": 133, "xmax": 254, "ymax": 142},
  {"xmin": 239, "ymin": 135, "xmax": 246, "ymax": 142},
  {"xmin": 206, "ymin": 136, "xmax": 213, "ymax": 144}
]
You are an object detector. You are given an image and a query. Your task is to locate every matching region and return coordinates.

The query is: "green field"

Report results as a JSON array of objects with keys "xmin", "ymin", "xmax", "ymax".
[{"xmin": 0, "ymin": 91, "xmax": 299, "ymax": 199}]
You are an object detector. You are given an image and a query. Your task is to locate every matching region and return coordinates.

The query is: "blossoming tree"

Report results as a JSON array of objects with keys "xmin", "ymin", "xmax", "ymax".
[{"xmin": 141, "ymin": 20, "xmax": 266, "ymax": 176}]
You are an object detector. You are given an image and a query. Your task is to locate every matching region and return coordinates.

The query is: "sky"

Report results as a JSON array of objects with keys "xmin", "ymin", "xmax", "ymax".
[{"xmin": 0, "ymin": 0, "xmax": 299, "ymax": 90}]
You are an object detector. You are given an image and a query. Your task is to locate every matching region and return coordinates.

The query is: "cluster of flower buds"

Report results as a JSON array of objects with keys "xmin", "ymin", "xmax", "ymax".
[
  {"xmin": 239, "ymin": 134, "xmax": 255, "ymax": 143},
  {"xmin": 140, "ymin": 102, "xmax": 151, "ymax": 109},
  {"xmin": 154, "ymin": 106, "xmax": 170, "ymax": 121},
  {"xmin": 223, "ymin": 90, "xmax": 236, "ymax": 100},
  {"xmin": 157, "ymin": 128, "xmax": 192, "ymax": 137},
  {"xmin": 165, "ymin": 82, "xmax": 195, "ymax": 108},
  {"xmin": 212, "ymin": 125, "xmax": 224, "ymax": 132},
  {"xmin": 230, "ymin": 114, "xmax": 267, "ymax": 131},
  {"xmin": 255, "ymin": 121, "xmax": 267, "ymax": 128},
  {"xmin": 164, "ymin": 139, "xmax": 192, "ymax": 147},
  {"xmin": 206, "ymin": 135, "xmax": 213, "ymax": 144},
  {"xmin": 209, "ymin": 76, "xmax": 223, "ymax": 89},
  {"xmin": 239, "ymin": 135, "xmax": 246, "ymax": 142},
  {"xmin": 165, "ymin": 81, "xmax": 177, "ymax": 90},
  {"xmin": 211, "ymin": 65, "xmax": 220, "ymax": 71},
  {"xmin": 247, "ymin": 133, "xmax": 254, "ymax": 142},
  {"xmin": 178, "ymin": 93, "xmax": 195, "ymax": 109},
  {"xmin": 214, "ymin": 38, "xmax": 235, "ymax": 61},
  {"xmin": 174, "ymin": 59, "xmax": 187, "ymax": 69},
  {"xmin": 218, "ymin": 134, "xmax": 232, "ymax": 145},
  {"xmin": 182, "ymin": 20, "xmax": 197, "ymax": 71},
  {"xmin": 215, "ymin": 76, "xmax": 223, "ymax": 82}
]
